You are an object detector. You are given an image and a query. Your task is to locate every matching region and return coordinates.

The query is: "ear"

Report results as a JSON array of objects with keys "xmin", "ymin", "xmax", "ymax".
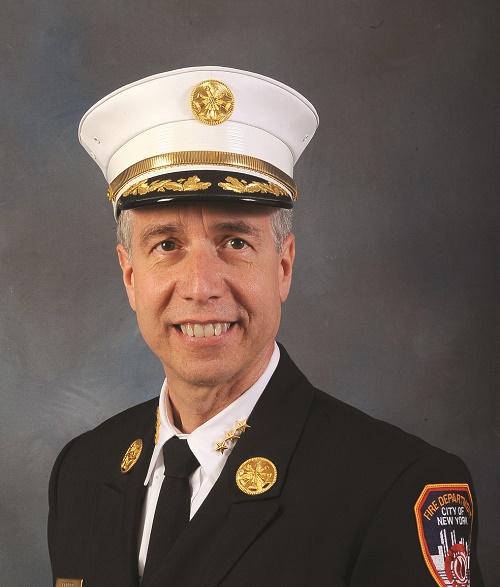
[
  {"xmin": 278, "ymin": 233, "xmax": 295, "ymax": 303},
  {"xmin": 116, "ymin": 244, "xmax": 136, "ymax": 311}
]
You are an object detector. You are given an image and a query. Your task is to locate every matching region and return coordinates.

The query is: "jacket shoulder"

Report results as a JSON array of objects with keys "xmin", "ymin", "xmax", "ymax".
[
  {"xmin": 72, "ymin": 396, "xmax": 156, "ymax": 444},
  {"xmin": 308, "ymin": 386, "xmax": 466, "ymax": 471}
]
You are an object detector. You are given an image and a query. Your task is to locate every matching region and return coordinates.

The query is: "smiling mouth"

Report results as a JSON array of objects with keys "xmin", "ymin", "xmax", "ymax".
[{"xmin": 177, "ymin": 322, "xmax": 232, "ymax": 338}]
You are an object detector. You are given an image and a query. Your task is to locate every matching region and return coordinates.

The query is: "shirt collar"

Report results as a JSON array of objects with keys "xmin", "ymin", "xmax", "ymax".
[{"xmin": 144, "ymin": 342, "xmax": 280, "ymax": 485}]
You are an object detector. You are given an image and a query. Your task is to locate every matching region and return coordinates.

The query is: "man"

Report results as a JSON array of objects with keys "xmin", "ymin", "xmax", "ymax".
[{"xmin": 48, "ymin": 67, "xmax": 483, "ymax": 587}]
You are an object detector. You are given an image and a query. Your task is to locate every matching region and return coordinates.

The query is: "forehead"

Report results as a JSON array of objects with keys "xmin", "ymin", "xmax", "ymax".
[{"xmin": 129, "ymin": 203, "xmax": 274, "ymax": 233}]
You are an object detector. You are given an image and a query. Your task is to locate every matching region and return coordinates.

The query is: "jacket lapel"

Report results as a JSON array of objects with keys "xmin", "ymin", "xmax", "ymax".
[
  {"xmin": 87, "ymin": 401, "xmax": 157, "ymax": 586},
  {"xmin": 146, "ymin": 346, "xmax": 316, "ymax": 587}
]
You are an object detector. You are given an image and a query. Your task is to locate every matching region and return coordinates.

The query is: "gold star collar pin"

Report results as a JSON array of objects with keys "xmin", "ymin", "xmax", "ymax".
[
  {"xmin": 214, "ymin": 419, "xmax": 250, "ymax": 454},
  {"xmin": 236, "ymin": 419, "xmax": 251, "ymax": 432}
]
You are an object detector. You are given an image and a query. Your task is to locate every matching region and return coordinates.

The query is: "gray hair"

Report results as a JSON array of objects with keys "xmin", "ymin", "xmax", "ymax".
[
  {"xmin": 270, "ymin": 207, "xmax": 293, "ymax": 253},
  {"xmin": 117, "ymin": 206, "xmax": 293, "ymax": 257}
]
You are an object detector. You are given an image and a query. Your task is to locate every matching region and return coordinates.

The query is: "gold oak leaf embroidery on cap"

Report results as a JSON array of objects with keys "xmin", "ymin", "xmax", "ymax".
[
  {"xmin": 121, "ymin": 176, "xmax": 211, "ymax": 198},
  {"xmin": 218, "ymin": 176, "xmax": 287, "ymax": 197}
]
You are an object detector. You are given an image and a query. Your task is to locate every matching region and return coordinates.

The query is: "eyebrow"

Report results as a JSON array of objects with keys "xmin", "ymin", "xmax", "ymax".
[
  {"xmin": 137, "ymin": 218, "xmax": 264, "ymax": 248},
  {"xmin": 138, "ymin": 223, "xmax": 182, "ymax": 248},
  {"xmin": 210, "ymin": 220, "xmax": 263, "ymax": 240}
]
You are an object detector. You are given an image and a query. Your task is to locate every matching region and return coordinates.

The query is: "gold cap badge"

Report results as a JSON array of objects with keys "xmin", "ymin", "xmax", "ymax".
[
  {"xmin": 120, "ymin": 439, "xmax": 143, "ymax": 473},
  {"xmin": 236, "ymin": 457, "xmax": 277, "ymax": 495},
  {"xmin": 190, "ymin": 79, "xmax": 235, "ymax": 125}
]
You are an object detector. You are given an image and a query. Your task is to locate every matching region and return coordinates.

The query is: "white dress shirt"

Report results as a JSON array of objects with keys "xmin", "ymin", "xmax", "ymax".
[{"xmin": 137, "ymin": 343, "xmax": 280, "ymax": 578}]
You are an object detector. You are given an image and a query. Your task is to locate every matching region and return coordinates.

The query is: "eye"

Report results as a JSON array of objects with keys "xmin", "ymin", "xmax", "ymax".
[
  {"xmin": 226, "ymin": 238, "xmax": 247, "ymax": 250},
  {"xmin": 157, "ymin": 240, "xmax": 176, "ymax": 252}
]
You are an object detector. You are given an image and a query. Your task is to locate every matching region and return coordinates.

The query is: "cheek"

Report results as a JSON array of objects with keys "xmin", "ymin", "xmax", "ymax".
[
  {"xmin": 245, "ymin": 267, "xmax": 284, "ymax": 312},
  {"xmin": 133, "ymin": 269, "xmax": 173, "ymax": 313}
]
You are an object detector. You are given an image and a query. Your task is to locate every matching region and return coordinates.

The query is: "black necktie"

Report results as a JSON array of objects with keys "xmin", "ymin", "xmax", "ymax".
[{"xmin": 141, "ymin": 436, "xmax": 199, "ymax": 584}]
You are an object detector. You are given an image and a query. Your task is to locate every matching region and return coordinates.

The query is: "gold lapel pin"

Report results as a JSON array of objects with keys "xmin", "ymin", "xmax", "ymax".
[
  {"xmin": 236, "ymin": 457, "xmax": 277, "ymax": 495},
  {"xmin": 120, "ymin": 439, "xmax": 143, "ymax": 473}
]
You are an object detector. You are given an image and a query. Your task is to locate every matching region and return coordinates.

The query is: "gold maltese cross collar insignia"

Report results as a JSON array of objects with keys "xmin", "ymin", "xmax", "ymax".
[
  {"xmin": 236, "ymin": 457, "xmax": 277, "ymax": 495},
  {"xmin": 214, "ymin": 419, "xmax": 250, "ymax": 454}
]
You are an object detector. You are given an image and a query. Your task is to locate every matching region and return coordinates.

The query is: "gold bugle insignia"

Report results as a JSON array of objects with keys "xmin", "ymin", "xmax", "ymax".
[
  {"xmin": 236, "ymin": 457, "xmax": 277, "ymax": 495},
  {"xmin": 120, "ymin": 439, "xmax": 143, "ymax": 473},
  {"xmin": 55, "ymin": 580, "xmax": 84, "ymax": 587},
  {"xmin": 190, "ymin": 79, "xmax": 235, "ymax": 125}
]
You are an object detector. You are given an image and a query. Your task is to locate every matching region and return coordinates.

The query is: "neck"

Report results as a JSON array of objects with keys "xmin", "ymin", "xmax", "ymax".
[
  {"xmin": 165, "ymin": 345, "xmax": 274, "ymax": 433},
  {"xmin": 166, "ymin": 382, "xmax": 247, "ymax": 433}
]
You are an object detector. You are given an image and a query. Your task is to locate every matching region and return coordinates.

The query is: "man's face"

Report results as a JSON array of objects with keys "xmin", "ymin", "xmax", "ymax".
[{"xmin": 117, "ymin": 203, "xmax": 294, "ymax": 396}]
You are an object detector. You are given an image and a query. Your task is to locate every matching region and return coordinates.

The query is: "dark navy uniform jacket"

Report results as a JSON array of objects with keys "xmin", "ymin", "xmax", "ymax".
[{"xmin": 49, "ymin": 346, "xmax": 484, "ymax": 586}]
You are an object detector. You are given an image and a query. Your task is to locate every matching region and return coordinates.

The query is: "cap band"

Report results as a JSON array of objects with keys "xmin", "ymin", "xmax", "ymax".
[{"xmin": 108, "ymin": 151, "xmax": 298, "ymax": 204}]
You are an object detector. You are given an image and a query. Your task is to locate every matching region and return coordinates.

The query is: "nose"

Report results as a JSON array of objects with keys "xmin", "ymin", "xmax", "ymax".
[{"xmin": 177, "ymin": 245, "xmax": 225, "ymax": 303}]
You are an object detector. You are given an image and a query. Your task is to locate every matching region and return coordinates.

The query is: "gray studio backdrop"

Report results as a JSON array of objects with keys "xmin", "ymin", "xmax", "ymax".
[{"xmin": 1, "ymin": 1, "xmax": 498, "ymax": 585}]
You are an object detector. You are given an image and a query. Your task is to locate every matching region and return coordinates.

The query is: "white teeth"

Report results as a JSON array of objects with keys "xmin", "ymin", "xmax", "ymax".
[
  {"xmin": 179, "ymin": 322, "xmax": 230, "ymax": 338},
  {"xmin": 193, "ymin": 324, "xmax": 204, "ymax": 337}
]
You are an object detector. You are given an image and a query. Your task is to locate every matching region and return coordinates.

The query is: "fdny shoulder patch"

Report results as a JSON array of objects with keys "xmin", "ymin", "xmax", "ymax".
[{"xmin": 414, "ymin": 484, "xmax": 473, "ymax": 587}]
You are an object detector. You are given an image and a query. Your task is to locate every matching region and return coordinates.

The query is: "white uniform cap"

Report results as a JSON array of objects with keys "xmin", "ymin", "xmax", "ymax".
[{"xmin": 79, "ymin": 66, "xmax": 318, "ymax": 217}]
